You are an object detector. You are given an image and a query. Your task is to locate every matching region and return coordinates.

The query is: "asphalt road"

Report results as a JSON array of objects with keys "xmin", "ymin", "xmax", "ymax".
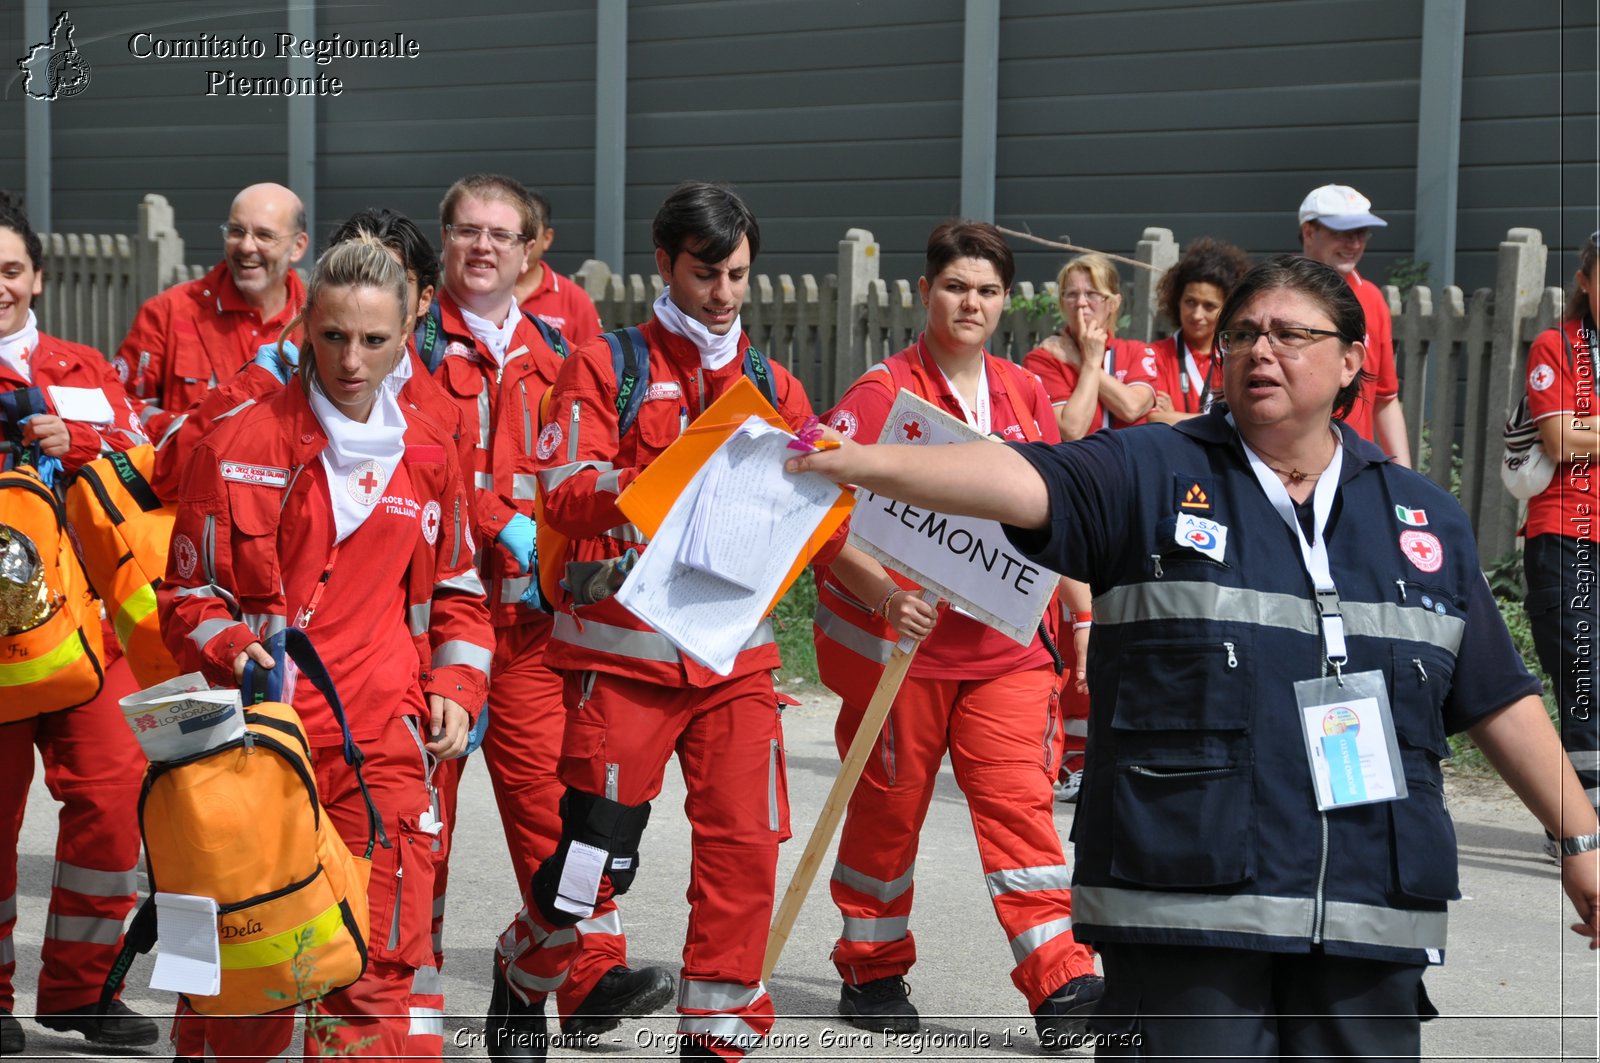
[{"xmin": 8, "ymin": 682, "xmax": 1598, "ymax": 1060}]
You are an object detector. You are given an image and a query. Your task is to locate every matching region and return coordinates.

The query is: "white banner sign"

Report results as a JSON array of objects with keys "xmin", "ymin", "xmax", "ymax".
[{"xmin": 846, "ymin": 390, "xmax": 1058, "ymax": 645}]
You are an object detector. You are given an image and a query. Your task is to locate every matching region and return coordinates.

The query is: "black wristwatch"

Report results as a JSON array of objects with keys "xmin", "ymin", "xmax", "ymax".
[{"xmin": 1559, "ymin": 831, "xmax": 1600, "ymax": 857}]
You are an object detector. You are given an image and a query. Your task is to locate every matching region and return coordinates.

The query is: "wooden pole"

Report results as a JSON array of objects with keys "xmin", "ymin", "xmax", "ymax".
[{"xmin": 762, "ymin": 591, "xmax": 934, "ymax": 981}]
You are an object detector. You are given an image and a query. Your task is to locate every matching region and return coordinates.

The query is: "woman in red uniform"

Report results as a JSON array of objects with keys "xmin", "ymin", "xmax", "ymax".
[
  {"xmin": 0, "ymin": 196, "xmax": 159, "ymax": 1054},
  {"xmin": 159, "ymin": 235, "xmax": 493, "ymax": 1060},
  {"xmin": 816, "ymin": 221, "xmax": 1102, "ymax": 1051},
  {"xmin": 1021, "ymin": 253, "xmax": 1155, "ymax": 440},
  {"xmin": 1143, "ymin": 238, "xmax": 1251, "ymax": 425}
]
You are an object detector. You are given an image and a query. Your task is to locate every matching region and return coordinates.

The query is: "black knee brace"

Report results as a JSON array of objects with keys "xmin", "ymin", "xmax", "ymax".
[{"xmin": 529, "ymin": 788, "xmax": 652, "ymax": 926}]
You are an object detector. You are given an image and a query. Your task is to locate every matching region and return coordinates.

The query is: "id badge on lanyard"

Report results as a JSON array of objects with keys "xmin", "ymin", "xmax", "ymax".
[{"xmin": 1240, "ymin": 427, "xmax": 1407, "ymax": 810}]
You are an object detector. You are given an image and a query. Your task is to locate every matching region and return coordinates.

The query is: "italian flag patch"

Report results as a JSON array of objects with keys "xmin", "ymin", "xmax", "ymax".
[{"xmin": 1394, "ymin": 505, "xmax": 1428, "ymax": 527}]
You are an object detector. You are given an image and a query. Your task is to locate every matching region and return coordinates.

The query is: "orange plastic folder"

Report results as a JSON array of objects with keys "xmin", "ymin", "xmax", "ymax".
[{"xmin": 616, "ymin": 377, "xmax": 852, "ymax": 613}]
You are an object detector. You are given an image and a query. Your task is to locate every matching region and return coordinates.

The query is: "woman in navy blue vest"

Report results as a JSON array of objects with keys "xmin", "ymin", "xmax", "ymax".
[{"xmin": 789, "ymin": 255, "xmax": 1600, "ymax": 1061}]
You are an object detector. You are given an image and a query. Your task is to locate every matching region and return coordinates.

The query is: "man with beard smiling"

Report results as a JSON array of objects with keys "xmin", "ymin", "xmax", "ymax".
[{"xmin": 115, "ymin": 183, "xmax": 308, "ymax": 444}]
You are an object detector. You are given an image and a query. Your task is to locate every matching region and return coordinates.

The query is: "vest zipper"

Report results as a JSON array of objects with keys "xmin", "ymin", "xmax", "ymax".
[
  {"xmin": 1150, "ymin": 554, "xmax": 1163, "ymax": 578},
  {"xmin": 567, "ymin": 400, "xmax": 580, "ymax": 462},
  {"xmin": 696, "ymin": 367, "xmax": 705, "ymax": 414},
  {"xmin": 519, "ymin": 381, "xmax": 532, "ymax": 456},
  {"xmin": 449, "ymin": 497, "xmax": 462, "ymax": 569},
  {"xmin": 1223, "ymin": 642, "xmax": 1237, "ymax": 669},
  {"xmin": 1413, "ymin": 657, "xmax": 1428, "ymax": 683},
  {"xmin": 1312, "ymin": 642, "xmax": 1332, "ymax": 943},
  {"xmin": 1395, "ymin": 579, "xmax": 1407, "ymax": 602}
]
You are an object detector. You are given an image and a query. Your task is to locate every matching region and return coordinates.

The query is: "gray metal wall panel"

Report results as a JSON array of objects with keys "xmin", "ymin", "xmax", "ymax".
[
  {"xmin": 317, "ymin": 1, "xmax": 598, "ymax": 271},
  {"xmin": 42, "ymin": 0, "xmax": 289, "ymax": 260},
  {"xmin": 996, "ymin": 0, "xmax": 1421, "ymax": 293},
  {"xmin": 621, "ymin": 0, "xmax": 965, "ymax": 279},
  {"xmin": 1458, "ymin": 2, "xmax": 1597, "ymax": 290}
]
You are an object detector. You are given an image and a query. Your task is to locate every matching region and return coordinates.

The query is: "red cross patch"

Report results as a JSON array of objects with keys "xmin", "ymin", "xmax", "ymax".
[
  {"xmin": 172, "ymin": 534, "xmax": 198, "ymax": 579},
  {"xmin": 1399, "ymin": 530, "xmax": 1443, "ymax": 573},
  {"xmin": 421, "ymin": 500, "xmax": 442, "ymax": 546},
  {"xmin": 348, "ymin": 460, "xmax": 384, "ymax": 506}
]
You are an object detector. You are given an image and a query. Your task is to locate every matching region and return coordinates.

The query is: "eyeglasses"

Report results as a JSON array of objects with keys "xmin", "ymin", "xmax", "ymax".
[
  {"xmin": 1060, "ymin": 290, "xmax": 1111, "ymax": 306},
  {"xmin": 444, "ymin": 224, "xmax": 529, "ymax": 251},
  {"xmin": 220, "ymin": 224, "xmax": 296, "ymax": 248},
  {"xmin": 1218, "ymin": 327, "xmax": 1345, "ymax": 357}
]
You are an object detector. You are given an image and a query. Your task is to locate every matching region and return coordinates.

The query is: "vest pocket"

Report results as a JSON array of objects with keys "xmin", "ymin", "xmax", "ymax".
[
  {"xmin": 1388, "ymin": 774, "xmax": 1460, "ymax": 901},
  {"xmin": 1109, "ymin": 761, "xmax": 1256, "ymax": 887},
  {"xmin": 1387, "ymin": 645, "xmax": 1453, "ymax": 761},
  {"xmin": 1110, "ymin": 634, "xmax": 1252, "ymax": 732}
]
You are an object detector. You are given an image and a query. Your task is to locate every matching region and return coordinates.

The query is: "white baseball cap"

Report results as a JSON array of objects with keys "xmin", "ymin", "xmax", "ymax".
[{"xmin": 1297, "ymin": 184, "xmax": 1387, "ymax": 230}]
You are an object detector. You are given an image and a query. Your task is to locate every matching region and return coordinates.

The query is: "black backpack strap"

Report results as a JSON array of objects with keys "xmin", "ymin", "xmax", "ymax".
[
  {"xmin": 521, "ymin": 310, "xmax": 568, "ymax": 361},
  {"xmin": 416, "ymin": 301, "xmax": 446, "ymax": 373},
  {"xmin": 742, "ymin": 345, "xmax": 778, "ymax": 409},
  {"xmin": 606, "ymin": 327, "xmax": 652, "ymax": 436},
  {"xmin": 96, "ymin": 894, "xmax": 158, "ymax": 1016},
  {"xmin": 105, "ymin": 450, "xmax": 163, "ymax": 514}
]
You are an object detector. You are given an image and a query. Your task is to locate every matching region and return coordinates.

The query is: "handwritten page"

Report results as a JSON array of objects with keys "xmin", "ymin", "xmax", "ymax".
[
  {"xmin": 617, "ymin": 417, "xmax": 839, "ymax": 674},
  {"xmin": 149, "ymin": 892, "xmax": 221, "ymax": 996}
]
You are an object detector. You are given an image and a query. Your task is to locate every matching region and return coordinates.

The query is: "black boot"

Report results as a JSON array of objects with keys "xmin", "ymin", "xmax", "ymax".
[
  {"xmin": 1034, "ymin": 973, "xmax": 1106, "ymax": 1052},
  {"xmin": 1, "ymin": 1008, "xmax": 23, "ymax": 1054},
  {"xmin": 562, "ymin": 964, "xmax": 676, "ymax": 1038},
  {"xmin": 36, "ymin": 999, "xmax": 159, "ymax": 1047},
  {"xmin": 487, "ymin": 964, "xmax": 547, "ymax": 1063}
]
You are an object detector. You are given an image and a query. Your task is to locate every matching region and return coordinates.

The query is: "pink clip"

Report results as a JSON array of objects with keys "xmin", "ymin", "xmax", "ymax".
[{"xmin": 787, "ymin": 415, "xmax": 825, "ymax": 452}]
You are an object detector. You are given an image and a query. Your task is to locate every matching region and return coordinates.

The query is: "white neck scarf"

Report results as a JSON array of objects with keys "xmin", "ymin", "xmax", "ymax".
[
  {"xmin": 384, "ymin": 344, "xmax": 415, "ymax": 397},
  {"xmin": 0, "ymin": 311, "xmax": 40, "ymax": 382},
  {"xmin": 653, "ymin": 289, "xmax": 742, "ymax": 371},
  {"xmin": 460, "ymin": 303, "xmax": 520, "ymax": 367},
  {"xmin": 309, "ymin": 375, "xmax": 409, "ymax": 545}
]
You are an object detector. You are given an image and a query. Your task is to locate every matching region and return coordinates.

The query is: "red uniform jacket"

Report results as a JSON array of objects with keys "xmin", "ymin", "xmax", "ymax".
[
  {"xmin": 520, "ymin": 267, "xmax": 603, "ymax": 347},
  {"xmin": 535, "ymin": 317, "xmax": 814, "ymax": 686},
  {"xmin": 115, "ymin": 261, "xmax": 305, "ymax": 440},
  {"xmin": 157, "ymin": 385, "xmax": 492, "ymax": 731},
  {"xmin": 1, "ymin": 333, "xmax": 149, "ymax": 473},
  {"xmin": 426, "ymin": 291, "xmax": 567, "ymax": 625}
]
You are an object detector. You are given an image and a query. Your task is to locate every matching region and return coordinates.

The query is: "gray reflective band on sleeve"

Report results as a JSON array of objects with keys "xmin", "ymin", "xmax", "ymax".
[
  {"xmin": 539, "ymin": 460, "xmax": 613, "ymax": 492},
  {"xmin": 677, "ymin": 1014, "xmax": 766, "ymax": 1051},
  {"xmin": 432, "ymin": 640, "xmax": 492, "ymax": 675},
  {"xmin": 477, "ymin": 390, "xmax": 492, "ymax": 450},
  {"xmin": 596, "ymin": 470, "xmax": 623, "ymax": 495},
  {"xmin": 409, "ymin": 602, "xmax": 432, "ymax": 636},
  {"xmin": 839, "ymin": 915, "xmax": 910, "ymax": 943},
  {"xmin": 832, "ymin": 861, "xmax": 915, "ymax": 903},
  {"xmin": 53, "ymin": 861, "xmax": 138, "ymax": 898},
  {"xmin": 1009, "ymin": 916, "xmax": 1072, "ymax": 964},
  {"xmin": 44, "ymin": 913, "xmax": 124, "ymax": 945},
  {"xmin": 1095, "ymin": 580, "xmax": 1464, "ymax": 654},
  {"xmin": 242, "ymin": 613, "xmax": 287, "ymax": 640},
  {"xmin": 814, "ymin": 602, "xmax": 895, "ymax": 665},
  {"xmin": 214, "ymin": 399, "xmax": 256, "ymax": 422},
  {"xmin": 436, "ymin": 569, "xmax": 486, "ymax": 596},
  {"xmin": 501, "ymin": 576, "xmax": 533, "ymax": 603},
  {"xmin": 678, "ymin": 979, "xmax": 764, "ymax": 1014},
  {"xmin": 188, "ymin": 616, "xmax": 238, "ymax": 651},
  {"xmin": 603, "ymin": 522, "xmax": 649, "ymax": 545},
  {"xmin": 408, "ymin": 1007, "xmax": 444, "ymax": 1038},
  {"xmin": 155, "ymin": 413, "xmax": 188, "ymax": 448},
  {"xmin": 473, "ymin": 470, "xmax": 494, "ymax": 491},
  {"xmin": 511, "ymin": 474, "xmax": 539, "ymax": 501},
  {"xmin": 985, "ymin": 864, "xmax": 1070, "ymax": 899}
]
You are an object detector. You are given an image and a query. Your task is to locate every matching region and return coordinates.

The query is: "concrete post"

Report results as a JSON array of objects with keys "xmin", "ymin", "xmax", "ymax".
[
  {"xmin": 1129, "ymin": 228, "xmax": 1178, "ymax": 342},
  {"xmin": 136, "ymin": 194, "xmax": 185, "ymax": 299},
  {"xmin": 833, "ymin": 228, "xmax": 879, "ymax": 396}
]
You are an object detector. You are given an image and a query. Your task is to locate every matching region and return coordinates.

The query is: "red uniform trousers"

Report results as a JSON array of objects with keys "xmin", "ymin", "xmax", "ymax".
[
  {"xmin": 0, "ymin": 653, "xmax": 142, "ymax": 1013},
  {"xmin": 172, "ymin": 715, "xmax": 437, "ymax": 1061},
  {"xmin": 480, "ymin": 620, "xmax": 626, "ymax": 1021},
  {"xmin": 830, "ymin": 666, "xmax": 1096, "ymax": 1010},
  {"xmin": 498, "ymin": 670, "xmax": 788, "ymax": 1060}
]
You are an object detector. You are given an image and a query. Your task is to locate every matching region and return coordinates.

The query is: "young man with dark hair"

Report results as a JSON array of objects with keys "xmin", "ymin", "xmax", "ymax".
[
  {"xmin": 515, "ymin": 190, "xmax": 603, "ymax": 346},
  {"xmin": 492, "ymin": 181, "xmax": 820, "ymax": 1062}
]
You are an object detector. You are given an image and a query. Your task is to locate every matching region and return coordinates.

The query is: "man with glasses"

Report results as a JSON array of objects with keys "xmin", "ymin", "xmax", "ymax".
[
  {"xmin": 421, "ymin": 174, "xmax": 672, "ymax": 1055},
  {"xmin": 1297, "ymin": 183, "xmax": 1412, "ymax": 466},
  {"xmin": 115, "ymin": 182, "xmax": 308, "ymax": 444}
]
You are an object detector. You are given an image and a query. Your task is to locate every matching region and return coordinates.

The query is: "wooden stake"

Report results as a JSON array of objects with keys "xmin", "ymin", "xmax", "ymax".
[{"xmin": 762, "ymin": 591, "xmax": 933, "ymax": 981}]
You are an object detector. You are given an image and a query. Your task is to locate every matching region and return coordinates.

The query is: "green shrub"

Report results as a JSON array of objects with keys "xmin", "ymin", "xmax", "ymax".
[{"xmin": 774, "ymin": 567, "xmax": 819, "ymax": 685}]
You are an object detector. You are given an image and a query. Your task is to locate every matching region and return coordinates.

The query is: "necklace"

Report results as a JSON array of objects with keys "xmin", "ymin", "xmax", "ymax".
[{"xmin": 1267, "ymin": 465, "xmax": 1321, "ymax": 484}]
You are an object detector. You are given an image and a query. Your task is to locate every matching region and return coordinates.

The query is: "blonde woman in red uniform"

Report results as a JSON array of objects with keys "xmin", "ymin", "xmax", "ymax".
[
  {"xmin": 1022, "ymin": 253, "xmax": 1155, "ymax": 440},
  {"xmin": 1143, "ymin": 238, "xmax": 1251, "ymax": 425},
  {"xmin": 159, "ymin": 235, "xmax": 493, "ymax": 1060},
  {"xmin": 816, "ymin": 222, "xmax": 1103, "ymax": 1051}
]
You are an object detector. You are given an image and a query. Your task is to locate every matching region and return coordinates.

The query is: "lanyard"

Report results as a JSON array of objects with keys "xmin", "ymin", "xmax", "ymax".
[
  {"xmin": 1176, "ymin": 335, "xmax": 1218, "ymax": 414},
  {"xmin": 294, "ymin": 543, "xmax": 342, "ymax": 629},
  {"xmin": 925, "ymin": 339, "xmax": 991, "ymax": 434},
  {"xmin": 1239, "ymin": 426, "xmax": 1348, "ymax": 672}
]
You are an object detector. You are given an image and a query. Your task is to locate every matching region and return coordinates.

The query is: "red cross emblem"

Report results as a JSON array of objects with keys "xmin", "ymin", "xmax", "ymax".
[
  {"xmin": 421, "ymin": 500, "xmax": 442, "ymax": 546},
  {"xmin": 901, "ymin": 420, "xmax": 923, "ymax": 441},
  {"xmin": 348, "ymin": 460, "xmax": 385, "ymax": 506},
  {"xmin": 1399, "ymin": 530, "xmax": 1443, "ymax": 573}
]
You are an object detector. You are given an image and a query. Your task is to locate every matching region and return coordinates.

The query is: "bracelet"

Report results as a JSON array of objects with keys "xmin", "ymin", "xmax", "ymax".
[
  {"xmin": 1072, "ymin": 621, "xmax": 1092, "ymax": 631},
  {"xmin": 877, "ymin": 587, "xmax": 901, "ymax": 621},
  {"xmin": 1560, "ymin": 830, "xmax": 1600, "ymax": 856},
  {"xmin": 1072, "ymin": 611, "xmax": 1093, "ymax": 624}
]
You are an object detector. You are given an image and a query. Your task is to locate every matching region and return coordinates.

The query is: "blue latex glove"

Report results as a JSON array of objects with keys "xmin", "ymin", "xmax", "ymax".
[
  {"xmin": 15, "ymin": 414, "xmax": 60, "ymax": 486},
  {"xmin": 251, "ymin": 340, "xmax": 301, "ymax": 385},
  {"xmin": 465, "ymin": 704, "xmax": 491, "ymax": 756},
  {"xmin": 497, "ymin": 513, "xmax": 537, "ymax": 575}
]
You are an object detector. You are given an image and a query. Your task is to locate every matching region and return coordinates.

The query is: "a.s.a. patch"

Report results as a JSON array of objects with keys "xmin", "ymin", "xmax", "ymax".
[{"xmin": 1175, "ymin": 475, "xmax": 1216, "ymax": 515}]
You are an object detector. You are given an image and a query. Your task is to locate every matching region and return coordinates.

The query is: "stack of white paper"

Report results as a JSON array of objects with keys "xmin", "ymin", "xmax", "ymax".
[
  {"xmin": 149, "ymin": 892, "xmax": 222, "ymax": 996},
  {"xmin": 120, "ymin": 673, "xmax": 245, "ymax": 763}
]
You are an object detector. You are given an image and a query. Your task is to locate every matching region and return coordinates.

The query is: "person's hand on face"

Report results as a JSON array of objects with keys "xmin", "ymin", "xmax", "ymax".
[{"xmin": 1076, "ymin": 305, "xmax": 1108, "ymax": 363}]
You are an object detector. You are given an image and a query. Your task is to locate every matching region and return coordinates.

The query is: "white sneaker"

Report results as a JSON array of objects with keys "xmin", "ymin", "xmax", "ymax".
[{"xmin": 1054, "ymin": 770, "xmax": 1082, "ymax": 804}]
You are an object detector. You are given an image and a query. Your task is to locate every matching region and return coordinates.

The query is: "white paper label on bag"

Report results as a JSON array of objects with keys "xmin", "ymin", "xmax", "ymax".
[
  {"xmin": 553, "ymin": 840, "xmax": 608, "ymax": 918},
  {"xmin": 47, "ymin": 385, "xmax": 117, "ymax": 424}
]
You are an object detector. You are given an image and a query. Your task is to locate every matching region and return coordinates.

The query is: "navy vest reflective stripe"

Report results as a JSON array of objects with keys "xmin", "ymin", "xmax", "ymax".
[{"xmin": 1069, "ymin": 410, "xmax": 1483, "ymax": 966}]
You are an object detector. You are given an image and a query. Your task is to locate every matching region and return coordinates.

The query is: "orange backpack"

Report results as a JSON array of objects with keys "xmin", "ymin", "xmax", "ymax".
[
  {"xmin": 0, "ymin": 463, "xmax": 104, "ymax": 720},
  {"xmin": 102, "ymin": 630, "xmax": 378, "ymax": 1016},
  {"xmin": 64, "ymin": 444, "xmax": 181, "ymax": 687}
]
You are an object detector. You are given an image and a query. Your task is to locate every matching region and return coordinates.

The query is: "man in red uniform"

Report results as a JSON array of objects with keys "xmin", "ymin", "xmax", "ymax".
[
  {"xmin": 514, "ymin": 190, "xmax": 604, "ymax": 346},
  {"xmin": 0, "ymin": 197, "xmax": 158, "ymax": 1053},
  {"xmin": 1297, "ymin": 183, "xmax": 1411, "ymax": 466},
  {"xmin": 115, "ymin": 183, "xmax": 309, "ymax": 445},
  {"xmin": 492, "ymin": 182, "xmax": 816, "ymax": 1062},
  {"xmin": 423, "ymin": 174, "xmax": 671, "ymax": 1049}
]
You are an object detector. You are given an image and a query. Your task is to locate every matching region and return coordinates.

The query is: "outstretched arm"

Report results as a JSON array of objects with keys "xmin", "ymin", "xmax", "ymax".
[{"xmin": 786, "ymin": 434, "xmax": 1050, "ymax": 531}]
